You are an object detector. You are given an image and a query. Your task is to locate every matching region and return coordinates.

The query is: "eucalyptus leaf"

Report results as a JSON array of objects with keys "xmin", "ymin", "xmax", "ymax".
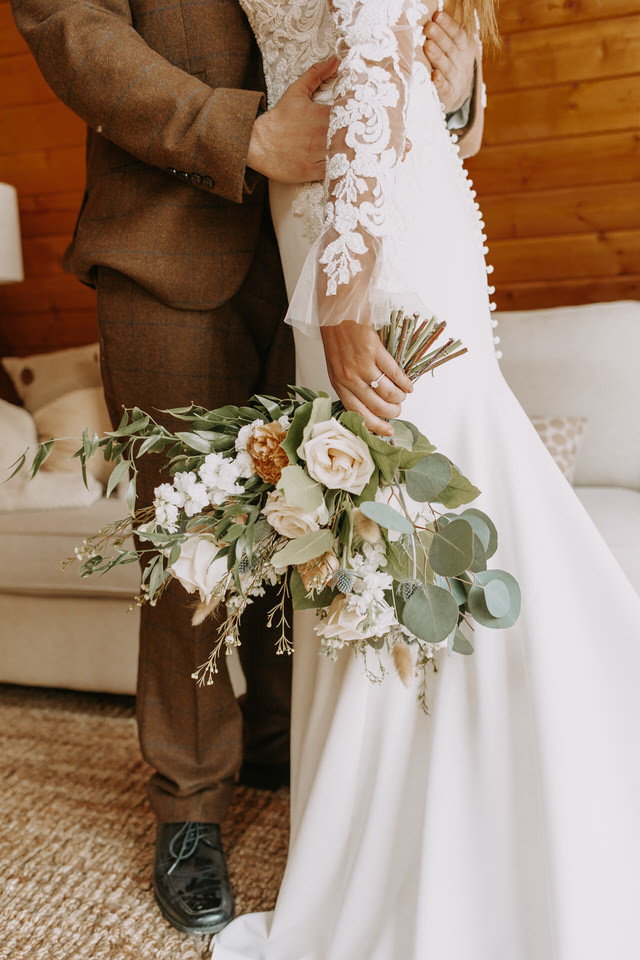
[
  {"xmin": 125, "ymin": 478, "xmax": 137, "ymax": 516},
  {"xmin": 436, "ymin": 467, "xmax": 481, "ymax": 508},
  {"xmin": 429, "ymin": 518, "xmax": 474, "ymax": 576},
  {"xmin": 30, "ymin": 440, "xmax": 55, "ymax": 478},
  {"xmin": 252, "ymin": 395, "xmax": 283, "ymax": 419},
  {"xmin": 401, "ymin": 583, "xmax": 459, "ymax": 644},
  {"xmin": 271, "ymin": 528, "xmax": 334, "ymax": 570},
  {"xmin": 4, "ymin": 451, "xmax": 26, "ymax": 482},
  {"xmin": 106, "ymin": 459, "xmax": 130, "ymax": 498},
  {"xmin": 359, "ymin": 500, "xmax": 414, "ymax": 534},
  {"xmin": 175, "ymin": 432, "xmax": 213, "ymax": 455},
  {"xmin": 462, "ymin": 508, "xmax": 498, "ymax": 557},
  {"xmin": 139, "ymin": 432, "xmax": 168, "ymax": 456},
  {"xmin": 298, "ymin": 395, "xmax": 333, "ymax": 454},
  {"xmin": 469, "ymin": 534, "xmax": 487, "ymax": 573},
  {"xmin": 467, "ymin": 569, "xmax": 521, "ymax": 628},
  {"xmin": 109, "ymin": 416, "xmax": 150, "ymax": 437},
  {"xmin": 281, "ymin": 400, "xmax": 312, "ymax": 463},
  {"xmin": 405, "ymin": 454, "xmax": 452, "ymax": 502},
  {"xmin": 388, "ymin": 419, "xmax": 416, "ymax": 450},
  {"xmin": 452, "ymin": 628, "xmax": 474, "ymax": 655},
  {"xmin": 278, "ymin": 465, "xmax": 323, "ymax": 512},
  {"xmin": 484, "ymin": 578, "xmax": 511, "ymax": 618}
]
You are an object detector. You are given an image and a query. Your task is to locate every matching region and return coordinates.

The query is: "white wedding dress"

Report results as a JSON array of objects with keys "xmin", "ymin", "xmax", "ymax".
[{"xmin": 213, "ymin": 1, "xmax": 640, "ymax": 957}]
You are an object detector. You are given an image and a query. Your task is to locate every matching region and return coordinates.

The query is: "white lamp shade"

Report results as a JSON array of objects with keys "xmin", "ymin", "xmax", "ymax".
[{"xmin": 0, "ymin": 182, "xmax": 24, "ymax": 284}]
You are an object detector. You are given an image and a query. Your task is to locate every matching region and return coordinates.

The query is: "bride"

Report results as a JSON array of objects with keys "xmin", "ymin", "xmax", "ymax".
[{"xmin": 214, "ymin": 0, "xmax": 640, "ymax": 957}]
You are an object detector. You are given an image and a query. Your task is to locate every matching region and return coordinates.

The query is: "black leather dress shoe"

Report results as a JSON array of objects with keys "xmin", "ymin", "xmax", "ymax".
[
  {"xmin": 153, "ymin": 822, "xmax": 234, "ymax": 935},
  {"xmin": 238, "ymin": 760, "xmax": 290, "ymax": 791}
]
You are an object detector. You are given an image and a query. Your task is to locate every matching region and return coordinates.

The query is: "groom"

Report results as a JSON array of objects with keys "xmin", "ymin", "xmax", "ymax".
[{"xmin": 11, "ymin": 0, "xmax": 483, "ymax": 936}]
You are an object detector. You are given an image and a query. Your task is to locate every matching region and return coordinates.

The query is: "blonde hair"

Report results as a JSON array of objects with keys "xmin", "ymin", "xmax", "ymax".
[{"xmin": 462, "ymin": 0, "xmax": 500, "ymax": 51}]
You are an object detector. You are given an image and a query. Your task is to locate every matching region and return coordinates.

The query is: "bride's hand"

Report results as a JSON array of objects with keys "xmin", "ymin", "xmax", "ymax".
[{"xmin": 320, "ymin": 322, "xmax": 414, "ymax": 438}]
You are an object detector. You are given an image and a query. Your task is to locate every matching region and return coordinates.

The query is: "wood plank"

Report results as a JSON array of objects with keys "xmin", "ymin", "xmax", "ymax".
[
  {"xmin": 495, "ymin": 275, "xmax": 640, "ymax": 311},
  {"xmin": 18, "ymin": 192, "xmax": 83, "ymax": 239},
  {"xmin": 484, "ymin": 76, "xmax": 640, "ymax": 146},
  {"xmin": 489, "ymin": 229, "xmax": 640, "ymax": 283},
  {"xmin": 498, "ymin": 0, "xmax": 635, "ymax": 35},
  {"xmin": 0, "ymin": 5, "xmax": 30, "ymax": 57},
  {"xmin": 20, "ymin": 234, "xmax": 72, "ymax": 277},
  {"xmin": 0, "ymin": 53, "xmax": 58, "ymax": 109},
  {"xmin": 0, "ymin": 309, "xmax": 99, "ymax": 358},
  {"xmin": 0, "ymin": 275, "xmax": 96, "ymax": 314},
  {"xmin": 487, "ymin": 15, "xmax": 640, "ymax": 93},
  {"xmin": 466, "ymin": 131, "xmax": 640, "ymax": 195},
  {"xmin": 0, "ymin": 101, "xmax": 86, "ymax": 156},
  {"xmin": 0, "ymin": 147, "xmax": 86, "ymax": 197},
  {"xmin": 482, "ymin": 181, "xmax": 640, "ymax": 240}
]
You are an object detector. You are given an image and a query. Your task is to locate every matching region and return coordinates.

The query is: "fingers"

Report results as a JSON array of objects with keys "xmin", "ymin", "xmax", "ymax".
[
  {"xmin": 375, "ymin": 345, "xmax": 414, "ymax": 396},
  {"xmin": 432, "ymin": 11, "xmax": 468, "ymax": 50},
  {"xmin": 293, "ymin": 56, "xmax": 340, "ymax": 98},
  {"xmin": 335, "ymin": 385, "xmax": 396, "ymax": 437}
]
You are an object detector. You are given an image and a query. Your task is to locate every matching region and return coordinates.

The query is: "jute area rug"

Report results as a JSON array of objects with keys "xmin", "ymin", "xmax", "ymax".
[{"xmin": 0, "ymin": 684, "xmax": 289, "ymax": 960}]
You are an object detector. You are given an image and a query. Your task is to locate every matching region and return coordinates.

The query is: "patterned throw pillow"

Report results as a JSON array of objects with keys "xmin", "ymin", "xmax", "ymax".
[{"xmin": 531, "ymin": 415, "xmax": 588, "ymax": 484}]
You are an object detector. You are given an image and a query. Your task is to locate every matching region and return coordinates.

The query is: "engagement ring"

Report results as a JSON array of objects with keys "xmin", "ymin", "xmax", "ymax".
[{"xmin": 370, "ymin": 374, "xmax": 385, "ymax": 389}]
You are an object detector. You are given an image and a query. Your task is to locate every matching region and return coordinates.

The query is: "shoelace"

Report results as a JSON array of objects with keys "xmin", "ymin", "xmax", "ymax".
[{"xmin": 167, "ymin": 822, "xmax": 210, "ymax": 876}]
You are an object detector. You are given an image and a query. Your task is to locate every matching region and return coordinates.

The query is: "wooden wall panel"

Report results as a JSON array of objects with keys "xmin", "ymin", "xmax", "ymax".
[
  {"xmin": 468, "ymin": 0, "xmax": 640, "ymax": 311},
  {"xmin": 0, "ymin": 0, "xmax": 638, "ymax": 387}
]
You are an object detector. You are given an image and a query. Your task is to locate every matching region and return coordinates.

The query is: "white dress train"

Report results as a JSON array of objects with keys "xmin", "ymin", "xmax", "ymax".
[{"xmin": 212, "ymin": 1, "xmax": 640, "ymax": 957}]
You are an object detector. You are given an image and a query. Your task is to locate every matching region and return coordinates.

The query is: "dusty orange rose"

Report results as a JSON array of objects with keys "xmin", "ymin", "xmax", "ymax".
[
  {"xmin": 246, "ymin": 421, "xmax": 289, "ymax": 484},
  {"xmin": 298, "ymin": 551, "xmax": 340, "ymax": 592}
]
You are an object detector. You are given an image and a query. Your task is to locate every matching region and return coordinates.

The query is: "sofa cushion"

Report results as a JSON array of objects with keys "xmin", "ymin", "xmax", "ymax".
[
  {"xmin": 33, "ymin": 386, "xmax": 114, "ymax": 485},
  {"xmin": 1, "ymin": 342, "xmax": 102, "ymax": 412},
  {"xmin": 0, "ymin": 399, "xmax": 103, "ymax": 513},
  {"xmin": 575, "ymin": 486, "xmax": 640, "ymax": 595},
  {"xmin": 531, "ymin": 415, "xmax": 587, "ymax": 484},
  {"xmin": 0, "ymin": 497, "xmax": 139, "ymax": 598},
  {"xmin": 498, "ymin": 301, "xmax": 640, "ymax": 489}
]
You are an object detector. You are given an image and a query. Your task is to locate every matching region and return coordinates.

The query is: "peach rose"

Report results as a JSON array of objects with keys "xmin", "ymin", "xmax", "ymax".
[{"xmin": 246, "ymin": 421, "xmax": 289, "ymax": 485}]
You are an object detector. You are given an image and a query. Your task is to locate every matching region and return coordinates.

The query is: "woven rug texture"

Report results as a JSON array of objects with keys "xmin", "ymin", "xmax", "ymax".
[{"xmin": 0, "ymin": 684, "xmax": 289, "ymax": 960}]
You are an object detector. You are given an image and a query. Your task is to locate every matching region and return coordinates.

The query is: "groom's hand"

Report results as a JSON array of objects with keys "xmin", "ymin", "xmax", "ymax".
[
  {"xmin": 247, "ymin": 57, "xmax": 338, "ymax": 183},
  {"xmin": 423, "ymin": 9, "xmax": 477, "ymax": 114}
]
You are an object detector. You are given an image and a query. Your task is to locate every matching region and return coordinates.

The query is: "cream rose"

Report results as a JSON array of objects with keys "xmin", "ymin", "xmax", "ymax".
[
  {"xmin": 169, "ymin": 537, "xmax": 229, "ymax": 603},
  {"xmin": 314, "ymin": 594, "xmax": 365, "ymax": 645},
  {"xmin": 303, "ymin": 419, "xmax": 375, "ymax": 495},
  {"xmin": 262, "ymin": 489, "xmax": 329, "ymax": 540}
]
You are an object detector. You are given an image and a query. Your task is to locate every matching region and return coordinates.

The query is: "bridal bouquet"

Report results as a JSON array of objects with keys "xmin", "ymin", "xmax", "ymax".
[{"xmin": 10, "ymin": 312, "xmax": 520, "ymax": 705}]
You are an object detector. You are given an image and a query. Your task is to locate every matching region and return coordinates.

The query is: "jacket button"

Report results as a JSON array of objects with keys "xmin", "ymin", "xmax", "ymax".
[
  {"xmin": 190, "ymin": 173, "xmax": 202, "ymax": 185},
  {"xmin": 201, "ymin": 176, "xmax": 214, "ymax": 189},
  {"xmin": 167, "ymin": 167, "xmax": 177, "ymax": 176},
  {"xmin": 177, "ymin": 171, "xmax": 189, "ymax": 181}
]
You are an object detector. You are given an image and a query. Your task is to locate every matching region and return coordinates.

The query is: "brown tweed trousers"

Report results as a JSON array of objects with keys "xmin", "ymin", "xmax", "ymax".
[{"xmin": 12, "ymin": 0, "xmax": 295, "ymax": 820}]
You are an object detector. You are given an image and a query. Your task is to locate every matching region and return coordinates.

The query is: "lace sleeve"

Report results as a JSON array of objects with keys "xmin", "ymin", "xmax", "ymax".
[{"xmin": 286, "ymin": 0, "xmax": 428, "ymax": 334}]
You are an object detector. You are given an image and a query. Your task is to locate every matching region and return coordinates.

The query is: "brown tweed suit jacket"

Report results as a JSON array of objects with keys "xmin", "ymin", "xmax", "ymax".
[{"xmin": 11, "ymin": 0, "xmax": 268, "ymax": 310}]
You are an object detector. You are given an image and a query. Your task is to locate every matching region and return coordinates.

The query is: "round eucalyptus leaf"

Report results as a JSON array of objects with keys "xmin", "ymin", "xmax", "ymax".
[
  {"xmin": 359, "ymin": 500, "xmax": 414, "ymax": 534},
  {"xmin": 405, "ymin": 453, "xmax": 452, "ymax": 503},
  {"xmin": 462, "ymin": 508, "xmax": 498, "ymax": 558},
  {"xmin": 433, "ymin": 574, "xmax": 468, "ymax": 606},
  {"xmin": 467, "ymin": 569, "xmax": 521, "ymax": 628},
  {"xmin": 484, "ymin": 579, "xmax": 511, "ymax": 618},
  {"xmin": 452, "ymin": 628, "xmax": 474, "ymax": 655},
  {"xmin": 401, "ymin": 583, "xmax": 459, "ymax": 644},
  {"xmin": 469, "ymin": 534, "xmax": 487, "ymax": 573},
  {"xmin": 430, "ymin": 518, "xmax": 474, "ymax": 577}
]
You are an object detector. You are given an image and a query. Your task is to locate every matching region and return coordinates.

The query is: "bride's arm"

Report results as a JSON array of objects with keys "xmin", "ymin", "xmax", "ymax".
[{"xmin": 317, "ymin": 0, "xmax": 421, "ymax": 436}]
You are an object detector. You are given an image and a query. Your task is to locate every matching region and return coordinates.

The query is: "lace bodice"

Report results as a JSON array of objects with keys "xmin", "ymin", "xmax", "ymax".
[{"xmin": 240, "ymin": 0, "xmax": 431, "ymax": 330}]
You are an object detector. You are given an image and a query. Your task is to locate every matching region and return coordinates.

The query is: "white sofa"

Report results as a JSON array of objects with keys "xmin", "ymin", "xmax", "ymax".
[{"xmin": 0, "ymin": 300, "xmax": 638, "ymax": 694}]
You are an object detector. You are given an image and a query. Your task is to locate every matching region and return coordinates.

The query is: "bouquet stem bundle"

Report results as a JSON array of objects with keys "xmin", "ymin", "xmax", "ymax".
[{"xmin": 379, "ymin": 310, "xmax": 467, "ymax": 383}]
